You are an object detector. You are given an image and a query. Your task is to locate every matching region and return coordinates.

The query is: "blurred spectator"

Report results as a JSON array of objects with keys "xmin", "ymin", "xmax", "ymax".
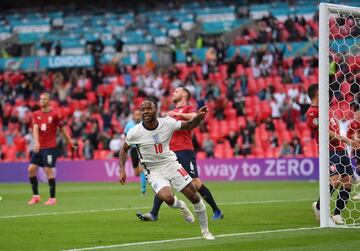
[
  {"xmin": 240, "ymin": 128, "xmax": 253, "ymax": 156},
  {"xmin": 245, "ymin": 119, "xmax": 257, "ymax": 136},
  {"xmin": 13, "ymin": 130, "xmax": 26, "ymax": 159},
  {"xmin": 83, "ymin": 138, "xmax": 94, "ymax": 160},
  {"xmin": 115, "ymin": 38, "xmax": 124, "ymax": 53},
  {"xmin": 109, "ymin": 133, "xmax": 124, "ymax": 158},
  {"xmin": 215, "ymin": 39, "xmax": 226, "ymax": 65},
  {"xmin": 55, "ymin": 41, "xmax": 62, "ymax": 56},
  {"xmin": 279, "ymin": 140, "xmax": 293, "ymax": 157},
  {"xmin": 270, "ymin": 97, "xmax": 282, "ymax": 119},
  {"xmin": 185, "ymin": 49, "xmax": 194, "ymax": 66},
  {"xmin": 87, "ymin": 121, "xmax": 100, "ymax": 149},
  {"xmin": 214, "ymin": 94, "xmax": 227, "ymax": 120},
  {"xmin": 57, "ymin": 79, "xmax": 70, "ymax": 105},
  {"xmin": 265, "ymin": 117, "xmax": 275, "ymax": 132},
  {"xmin": 291, "ymin": 137, "xmax": 303, "ymax": 156},
  {"xmin": 270, "ymin": 131, "xmax": 279, "ymax": 148},
  {"xmin": 292, "ymin": 53, "xmax": 304, "ymax": 72},
  {"xmin": 203, "ymin": 133, "xmax": 214, "ymax": 158},
  {"xmin": 298, "ymin": 87, "xmax": 311, "ymax": 121},
  {"xmin": 0, "ymin": 145, "xmax": 5, "ymax": 160},
  {"xmin": 233, "ymin": 90, "xmax": 245, "ymax": 116},
  {"xmin": 225, "ymin": 131, "xmax": 238, "ymax": 148},
  {"xmin": 287, "ymin": 86, "xmax": 299, "ymax": 100},
  {"xmin": 205, "ymin": 80, "xmax": 220, "ymax": 101},
  {"xmin": 282, "ymin": 98, "xmax": 301, "ymax": 130}
]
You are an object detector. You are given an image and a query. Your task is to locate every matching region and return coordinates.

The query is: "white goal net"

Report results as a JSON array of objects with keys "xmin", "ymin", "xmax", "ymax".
[{"xmin": 319, "ymin": 2, "xmax": 360, "ymax": 228}]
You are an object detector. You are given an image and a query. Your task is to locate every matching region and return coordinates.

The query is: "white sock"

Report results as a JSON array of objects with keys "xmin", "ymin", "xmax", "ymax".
[
  {"xmin": 193, "ymin": 199, "xmax": 209, "ymax": 233},
  {"xmin": 170, "ymin": 196, "xmax": 182, "ymax": 209}
]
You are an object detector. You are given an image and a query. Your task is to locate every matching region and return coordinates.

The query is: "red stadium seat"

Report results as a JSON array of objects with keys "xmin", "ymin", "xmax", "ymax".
[{"xmin": 196, "ymin": 151, "xmax": 207, "ymax": 160}]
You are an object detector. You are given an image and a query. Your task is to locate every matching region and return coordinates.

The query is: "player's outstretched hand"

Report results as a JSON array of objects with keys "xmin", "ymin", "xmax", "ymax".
[
  {"xmin": 119, "ymin": 170, "xmax": 127, "ymax": 185},
  {"xmin": 197, "ymin": 106, "xmax": 208, "ymax": 119}
]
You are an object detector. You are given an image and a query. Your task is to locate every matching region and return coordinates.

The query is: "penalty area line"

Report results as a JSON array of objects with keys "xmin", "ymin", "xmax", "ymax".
[{"xmin": 62, "ymin": 226, "xmax": 320, "ymax": 251}]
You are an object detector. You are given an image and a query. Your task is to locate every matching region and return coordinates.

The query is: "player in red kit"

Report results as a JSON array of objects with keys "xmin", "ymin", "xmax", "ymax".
[
  {"xmin": 347, "ymin": 111, "xmax": 360, "ymax": 200},
  {"xmin": 28, "ymin": 92, "xmax": 76, "ymax": 205},
  {"xmin": 136, "ymin": 87, "xmax": 223, "ymax": 221},
  {"xmin": 306, "ymin": 84, "xmax": 360, "ymax": 224}
]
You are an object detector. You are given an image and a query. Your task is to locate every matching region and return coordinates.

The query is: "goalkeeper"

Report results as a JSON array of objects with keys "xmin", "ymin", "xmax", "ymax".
[{"xmin": 306, "ymin": 84, "xmax": 360, "ymax": 224}]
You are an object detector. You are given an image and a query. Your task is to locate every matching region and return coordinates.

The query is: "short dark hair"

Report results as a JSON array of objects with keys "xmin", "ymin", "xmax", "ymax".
[
  {"xmin": 143, "ymin": 98, "xmax": 158, "ymax": 109},
  {"xmin": 307, "ymin": 84, "xmax": 318, "ymax": 100},
  {"xmin": 181, "ymin": 87, "xmax": 191, "ymax": 101}
]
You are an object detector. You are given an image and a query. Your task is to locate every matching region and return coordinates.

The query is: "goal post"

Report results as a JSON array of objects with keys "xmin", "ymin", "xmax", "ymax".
[
  {"xmin": 319, "ymin": 2, "xmax": 360, "ymax": 228},
  {"xmin": 319, "ymin": 2, "xmax": 330, "ymax": 228}
]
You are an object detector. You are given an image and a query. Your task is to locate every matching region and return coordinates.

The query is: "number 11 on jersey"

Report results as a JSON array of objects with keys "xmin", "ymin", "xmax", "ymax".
[{"xmin": 154, "ymin": 144, "xmax": 163, "ymax": 154}]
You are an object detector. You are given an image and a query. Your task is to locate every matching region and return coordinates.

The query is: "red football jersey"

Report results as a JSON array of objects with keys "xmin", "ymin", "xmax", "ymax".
[
  {"xmin": 169, "ymin": 105, "xmax": 196, "ymax": 151},
  {"xmin": 32, "ymin": 109, "xmax": 64, "ymax": 149},
  {"xmin": 347, "ymin": 120, "xmax": 360, "ymax": 139},
  {"xmin": 306, "ymin": 106, "xmax": 344, "ymax": 150}
]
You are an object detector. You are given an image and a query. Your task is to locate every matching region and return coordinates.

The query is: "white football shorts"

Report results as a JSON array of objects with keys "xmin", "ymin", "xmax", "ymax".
[{"xmin": 145, "ymin": 160, "xmax": 192, "ymax": 194}]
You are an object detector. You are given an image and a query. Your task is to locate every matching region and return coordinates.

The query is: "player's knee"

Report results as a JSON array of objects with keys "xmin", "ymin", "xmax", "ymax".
[
  {"xmin": 189, "ymin": 192, "xmax": 200, "ymax": 204},
  {"xmin": 134, "ymin": 168, "xmax": 140, "ymax": 176},
  {"xmin": 44, "ymin": 168, "xmax": 54, "ymax": 179},
  {"xmin": 163, "ymin": 194, "xmax": 175, "ymax": 205},
  {"xmin": 193, "ymin": 179, "xmax": 203, "ymax": 191},
  {"xmin": 28, "ymin": 165, "xmax": 37, "ymax": 176}
]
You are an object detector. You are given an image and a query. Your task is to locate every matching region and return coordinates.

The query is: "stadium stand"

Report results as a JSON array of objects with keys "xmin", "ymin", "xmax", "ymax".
[{"xmin": 0, "ymin": 0, "xmax": 357, "ymax": 161}]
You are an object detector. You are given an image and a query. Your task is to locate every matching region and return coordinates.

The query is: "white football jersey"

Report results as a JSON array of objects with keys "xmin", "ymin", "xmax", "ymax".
[{"xmin": 125, "ymin": 116, "xmax": 182, "ymax": 169}]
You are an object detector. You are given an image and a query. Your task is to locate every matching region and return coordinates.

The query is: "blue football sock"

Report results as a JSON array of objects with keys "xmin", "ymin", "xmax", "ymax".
[{"xmin": 140, "ymin": 172, "xmax": 146, "ymax": 193}]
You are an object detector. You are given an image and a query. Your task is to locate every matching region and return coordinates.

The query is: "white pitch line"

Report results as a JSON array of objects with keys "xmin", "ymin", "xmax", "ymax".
[
  {"xmin": 0, "ymin": 207, "xmax": 150, "ymax": 219},
  {"xmin": 0, "ymin": 198, "xmax": 312, "ymax": 220},
  {"xmin": 62, "ymin": 226, "xmax": 320, "ymax": 251}
]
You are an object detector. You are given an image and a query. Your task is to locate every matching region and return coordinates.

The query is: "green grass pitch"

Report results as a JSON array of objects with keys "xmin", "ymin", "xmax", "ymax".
[{"xmin": 0, "ymin": 181, "xmax": 360, "ymax": 250}]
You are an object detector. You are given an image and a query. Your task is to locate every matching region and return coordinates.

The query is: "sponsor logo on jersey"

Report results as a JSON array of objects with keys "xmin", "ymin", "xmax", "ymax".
[
  {"xmin": 48, "ymin": 116, "xmax": 53, "ymax": 123},
  {"xmin": 37, "ymin": 116, "xmax": 41, "ymax": 120}
]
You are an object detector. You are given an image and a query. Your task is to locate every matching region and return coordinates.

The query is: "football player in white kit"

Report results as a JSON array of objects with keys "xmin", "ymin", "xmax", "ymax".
[{"xmin": 119, "ymin": 99, "xmax": 214, "ymax": 240}]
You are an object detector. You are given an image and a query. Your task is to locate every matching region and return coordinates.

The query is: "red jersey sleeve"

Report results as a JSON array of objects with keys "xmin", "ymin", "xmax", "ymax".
[
  {"xmin": 32, "ymin": 112, "xmax": 39, "ymax": 127},
  {"xmin": 56, "ymin": 112, "xmax": 65, "ymax": 128},
  {"xmin": 186, "ymin": 105, "xmax": 196, "ymax": 113},
  {"xmin": 306, "ymin": 109, "xmax": 319, "ymax": 130}
]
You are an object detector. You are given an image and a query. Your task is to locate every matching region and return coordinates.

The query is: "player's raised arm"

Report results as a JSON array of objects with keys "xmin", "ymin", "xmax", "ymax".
[
  {"xmin": 168, "ymin": 110, "xmax": 197, "ymax": 120},
  {"xmin": 180, "ymin": 106, "xmax": 207, "ymax": 131},
  {"xmin": 119, "ymin": 142, "xmax": 131, "ymax": 184}
]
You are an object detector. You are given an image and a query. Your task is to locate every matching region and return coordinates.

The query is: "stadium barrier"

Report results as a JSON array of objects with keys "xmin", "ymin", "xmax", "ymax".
[
  {"xmin": 0, "ymin": 157, "xmax": 318, "ymax": 182},
  {"xmin": 0, "ymin": 55, "xmax": 94, "ymax": 71}
]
